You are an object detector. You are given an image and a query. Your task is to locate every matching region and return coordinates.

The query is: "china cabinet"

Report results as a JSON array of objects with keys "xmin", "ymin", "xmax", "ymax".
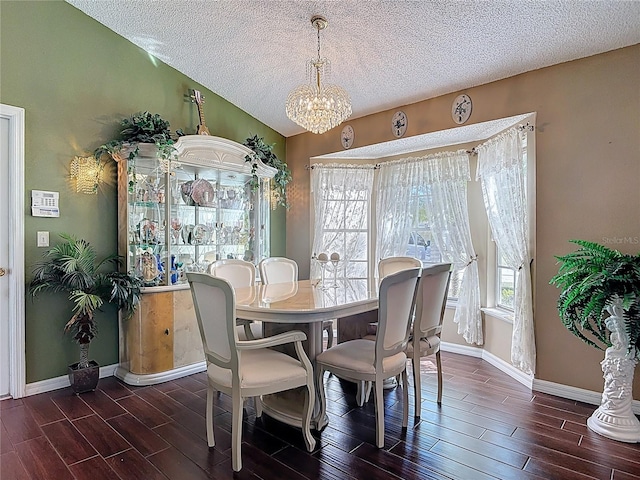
[{"xmin": 115, "ymin": 135, "xmax": 276, "ymax": 385}]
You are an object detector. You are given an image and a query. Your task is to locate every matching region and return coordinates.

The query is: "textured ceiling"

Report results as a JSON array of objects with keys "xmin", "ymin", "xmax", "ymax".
[{"xmin": 67, "ymin": 0, "xmax": 640, "ymax": 139}]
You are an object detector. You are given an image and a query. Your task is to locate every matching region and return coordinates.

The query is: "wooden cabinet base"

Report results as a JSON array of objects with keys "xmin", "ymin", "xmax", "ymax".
[{"xmin": 118, "ymin": 288, "xmax": 205, "ymax": 384}]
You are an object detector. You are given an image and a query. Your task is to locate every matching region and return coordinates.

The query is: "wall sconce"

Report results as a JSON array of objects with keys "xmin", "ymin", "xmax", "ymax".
[{"xmin": 70, "ymin": 155, "xmax": 104, "ymax": 194}]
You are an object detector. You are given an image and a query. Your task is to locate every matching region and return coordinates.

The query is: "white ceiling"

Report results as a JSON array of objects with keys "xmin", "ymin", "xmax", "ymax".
[{"xmin": 67, "ymin": 0, "xmax": 639, "ymax": 139}]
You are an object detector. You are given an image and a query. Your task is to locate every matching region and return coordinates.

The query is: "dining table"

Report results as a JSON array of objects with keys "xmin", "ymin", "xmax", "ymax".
[{"xmin": 233, "ymin": 278, "xmax": 379, "ymax": 430}]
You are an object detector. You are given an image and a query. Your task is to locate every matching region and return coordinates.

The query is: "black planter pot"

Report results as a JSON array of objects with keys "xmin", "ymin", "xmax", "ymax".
[{"xmin": 68, "ymin": 360, "xmax": 99, "ymax": 394}]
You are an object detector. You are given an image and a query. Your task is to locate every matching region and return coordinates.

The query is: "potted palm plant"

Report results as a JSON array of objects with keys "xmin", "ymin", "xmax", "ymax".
[
  {"xmin": 550, "ymin": 239, "xmax": 640, "ymax": 442},
  {"xmin": 30, "ymin": 233, "xmax": 142, "ymax": 394}
]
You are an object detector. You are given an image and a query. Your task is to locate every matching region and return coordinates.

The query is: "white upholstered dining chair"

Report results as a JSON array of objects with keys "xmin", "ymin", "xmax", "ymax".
[
  {"xmin": 208, "ymin": 258, "xmax": 262, "ymax": 340},
  {"xmin": 354, "ymin": 255, "xmax": 423, "ymax": 405},
  {"xmin": 259, "ymin": 257, "xmax": 335, "ymax": 348},
  {"xmin": 258, "ymin": 256, "xmax": 298, "ymax": 284},
  {"xmin": 187, "ymin": 273, "xmax": 316, "ymax": 472},
  {"xmin": 315, "ymin": 267, "xmax": 421, "ymax": 448},
  {"xmin": 406, "ymin": 263, "xmax": 452, "ymax": 416},
  {"xmin": 378, "ymin": 256, "xmax": 423, "ymax": 279}
]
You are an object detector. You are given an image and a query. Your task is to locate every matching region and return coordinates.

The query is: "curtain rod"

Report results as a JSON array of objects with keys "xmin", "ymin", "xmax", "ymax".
[
  {"xmin": 468, "ymin": 122, "xmax": 534, "ymax": 154},
  {"xmin": 309, "ymin": 123, "xmax": 535, "ymax": 163},
  {"xmin": 305, "ymin": 164, "xmax": 379, "ymax": 170}
]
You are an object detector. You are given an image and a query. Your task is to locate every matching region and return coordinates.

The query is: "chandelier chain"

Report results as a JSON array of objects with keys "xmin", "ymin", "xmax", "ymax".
[{"xmin": 317, "ymin": 23, "xmax": 321, "ymax": 62}]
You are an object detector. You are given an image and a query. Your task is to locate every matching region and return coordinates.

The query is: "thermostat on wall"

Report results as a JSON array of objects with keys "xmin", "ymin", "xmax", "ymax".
[{"xmin": 31, "ymin": 190, "xmax": 60, "ymax": 217}]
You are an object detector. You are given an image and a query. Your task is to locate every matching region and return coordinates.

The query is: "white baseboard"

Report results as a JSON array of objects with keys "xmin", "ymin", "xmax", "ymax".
[
  {"xmin": 25, "ymin": 363, "xmax": 118, "ymax": 397},
  {"xmin": 22, "ymin": 353, "xmax": 640, "ymax": 416},
  {"xmin": 441, "ymin": 342, "xmax": 533, "ymax": 388},
  {"xmin": 441, "ymin": 342, "xmax": 640, "ymax": 415},
  {"xmin": 533, "ymin": 378, "xmax": 640, "ymax": 415}
]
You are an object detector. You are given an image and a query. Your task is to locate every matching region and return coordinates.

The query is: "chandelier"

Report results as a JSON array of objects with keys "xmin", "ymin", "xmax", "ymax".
[{"xmin": 285, "ymin": 15, "xmax": 352, "ymax": 134}]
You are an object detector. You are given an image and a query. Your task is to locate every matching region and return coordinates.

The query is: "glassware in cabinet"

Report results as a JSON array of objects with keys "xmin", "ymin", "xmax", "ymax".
[{"xmin": 119, "ymin": 135, "xmax": 277, "ymax": 289}]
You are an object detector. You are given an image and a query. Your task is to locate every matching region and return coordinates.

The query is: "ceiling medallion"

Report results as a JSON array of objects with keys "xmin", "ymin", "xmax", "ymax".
[{"xmin": 285, "ymin": 15, "xmax": 352, "ymax": 134}]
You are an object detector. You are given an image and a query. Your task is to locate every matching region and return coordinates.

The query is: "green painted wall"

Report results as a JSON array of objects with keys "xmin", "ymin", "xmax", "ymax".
[{"xmin": 1, "ymin": 1, "xmax": 286, "ymax": 383}]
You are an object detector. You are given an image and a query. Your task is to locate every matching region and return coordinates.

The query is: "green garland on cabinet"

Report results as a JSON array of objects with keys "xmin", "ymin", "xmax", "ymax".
[{"xmin": 243, "ymin": 134, "xmax": 291, "ymax": 209}]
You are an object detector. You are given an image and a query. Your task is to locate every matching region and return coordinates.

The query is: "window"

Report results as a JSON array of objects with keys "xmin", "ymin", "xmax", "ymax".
[
  {"xmin": 495, "ymin": 127, "xmax": 531, "ymax": 311},
  {"xmin": 310, "ymin": 166, "xmax": 375, "ymax": 283},
  {"xmin": 496, "ymin": 248, "xmax": 516, "ymax": 309},
  {"xmin": 405, "ymin": 186, "xmax": 461, "ymax": 299},
  {"xmin": 320, "ymin": 187, "xmax": 370, "ymax": 280}
]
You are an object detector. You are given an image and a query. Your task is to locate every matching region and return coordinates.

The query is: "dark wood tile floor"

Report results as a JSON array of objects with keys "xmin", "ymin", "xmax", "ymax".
[{"xmin": 2, "ymin": 352, "xmax": 639, "ymax": 479}]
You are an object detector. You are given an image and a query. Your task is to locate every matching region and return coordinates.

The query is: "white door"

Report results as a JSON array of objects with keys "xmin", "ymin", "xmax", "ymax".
[
  {"xmin": 0, "ymin": 115, "xmax": 9, "ymax": 396},
  {"xmin": 0, "ymin": 104, "xmax": 25, "ymax": 399}
]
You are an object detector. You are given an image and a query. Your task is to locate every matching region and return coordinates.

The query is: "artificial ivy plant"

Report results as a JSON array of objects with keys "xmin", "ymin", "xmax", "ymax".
[
  {"xmin": 94, "ymin": 111, "xmax": 184, "ymax": 163},
  {"xmin": 243, "ymin": 134, "xmax": 292, "ymax": 209},
  {"xmin": 550, "ymin": 239, "xmax": 640, "ymax": 358}
]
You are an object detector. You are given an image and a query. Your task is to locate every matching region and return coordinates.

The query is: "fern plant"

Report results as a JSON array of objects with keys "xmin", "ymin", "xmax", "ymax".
[
  {"xmin": 30, "ymin": 234, "xmax": 142, "ymax": 369},
  {"xmin": 243, "ymin": 134, "xmax": 292, "ymax": 208},
  {"xmin": 550, "ymin": 240, "xmax": 640, "ymax": 359}
]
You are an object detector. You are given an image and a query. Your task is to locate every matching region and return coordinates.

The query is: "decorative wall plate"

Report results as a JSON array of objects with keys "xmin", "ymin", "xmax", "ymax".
[
  {"xmin": 190, "ymin": 179, "xmax": 215, "ymax": 206},
  {"xmin": 392, "ymin": 111, "xmax": 408, "ymax": 138},
  {"xmin": 452, "ymin": 94, "xmax": 472, "ymax": 124},
  {"xmin": 341, "ymin": 125, "xmax": 354, "ymax": 149}
]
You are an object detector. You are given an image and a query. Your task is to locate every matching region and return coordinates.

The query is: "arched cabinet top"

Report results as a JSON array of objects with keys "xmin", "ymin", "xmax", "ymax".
[{"xmin": 134, "ymin": 135, "xmax": 277, "ymax": 179}]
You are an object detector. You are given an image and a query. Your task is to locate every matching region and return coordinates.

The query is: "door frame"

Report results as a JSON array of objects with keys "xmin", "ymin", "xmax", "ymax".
[{"xmin": 1, "ymin": 104, "xmax": 26, "ymax": 398}]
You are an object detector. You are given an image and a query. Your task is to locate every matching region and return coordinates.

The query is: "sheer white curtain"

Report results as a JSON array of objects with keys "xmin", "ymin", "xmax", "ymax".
[
  {"xmin": 310, "ymin": 164, "xmax": 375, "ymax": 280},
  {"xmin": 374, "ymin": 159, "xmax": 422, "ymax": 266},
  {"xmin": 476, "ymin": 127, "xmax": 535, "ymax": 375},
  {"xmin": 422, "ymin": 150, "xmax": 483, "ymax": 345}
]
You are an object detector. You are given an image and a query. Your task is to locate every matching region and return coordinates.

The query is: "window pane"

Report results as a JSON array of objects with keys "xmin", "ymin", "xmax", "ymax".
[
  {"xmin": 498, "ymin": 266, "xmax": 515, "ymax": 309},
  {"xmin": 344, "ymin": 201, "xmax": 367, "ymax": 229},
  {"xmin": 322, "ymin": 201, "xmax": 345, "ymax": 229},
  {"xmin": 346, "ymin": 232, "xmax": 367, "ymax": 261},
  {"xmin": 348, "ymin": 261, "xmax": 368, "ymax": 278},
  {"xmin": 322, "ymin": 233, "xmax": 344, "ymax": 255}
]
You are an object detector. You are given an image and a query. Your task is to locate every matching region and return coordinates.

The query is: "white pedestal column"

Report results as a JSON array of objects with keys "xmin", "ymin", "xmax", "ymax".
[{"xmin": 587, "ymin": 300, "xmax": 640, "ymax": 443}]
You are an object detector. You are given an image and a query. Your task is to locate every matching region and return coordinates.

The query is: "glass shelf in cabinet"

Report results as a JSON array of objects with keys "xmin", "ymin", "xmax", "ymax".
[{"xmin": 129, "ymin": 201, "xmax": 163, "ymax": 208}]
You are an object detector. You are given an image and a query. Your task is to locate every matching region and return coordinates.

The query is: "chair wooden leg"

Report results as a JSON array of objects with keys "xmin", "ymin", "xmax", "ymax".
[
  {"xmin": 401, "ymin": 368, "xmax": 409, "ymax": 428},
  {"xmin": 356, "ymin": 381, "xmax": 366, "ymax": 406},
  {"xmin": 302, "ymin": 375, "xmax": 316, "ymax": 451},
  {"xmin": 436, "ymin": 350, "xmax": 443, "ymax": 406},
  {"xmin": 254, "ymin": 396, "xmax": 262, "ymax": 417},
  {"xmin": 325, "ymin": 321, "xmax": 334, "ymax": 349},
  {"xmin": 206, "ymin": 384, "xmax": 215, "ymax": 447},
  {"xmin": 355, "ymin": 380, "xmax": 373, "ymax": 406},
  {"xmin": 413, "ymin": 354, "xmax": 422, "ymax": 419},
  {"xmin": 231, "ymin": 391, "xmax": 244, "ymax": 472},
  {"xmin": 374, "ymin": 379, "xmax": 385, "ymax": 448},
  {"xmin": 314, "ymin": 366, "xmax": 328, "ymax": 431}
]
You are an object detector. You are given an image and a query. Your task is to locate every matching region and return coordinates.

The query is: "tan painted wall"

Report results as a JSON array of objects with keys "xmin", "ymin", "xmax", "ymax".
[{"xmin": 286, "ymin": 45, "xmax": 640, "ymax": 398}]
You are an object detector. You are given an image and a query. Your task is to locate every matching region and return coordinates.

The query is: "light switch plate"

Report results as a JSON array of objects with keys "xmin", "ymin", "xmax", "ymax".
[{"xmin": 37, "ymin": 231, "xmax": 49, "ymax": 247}]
